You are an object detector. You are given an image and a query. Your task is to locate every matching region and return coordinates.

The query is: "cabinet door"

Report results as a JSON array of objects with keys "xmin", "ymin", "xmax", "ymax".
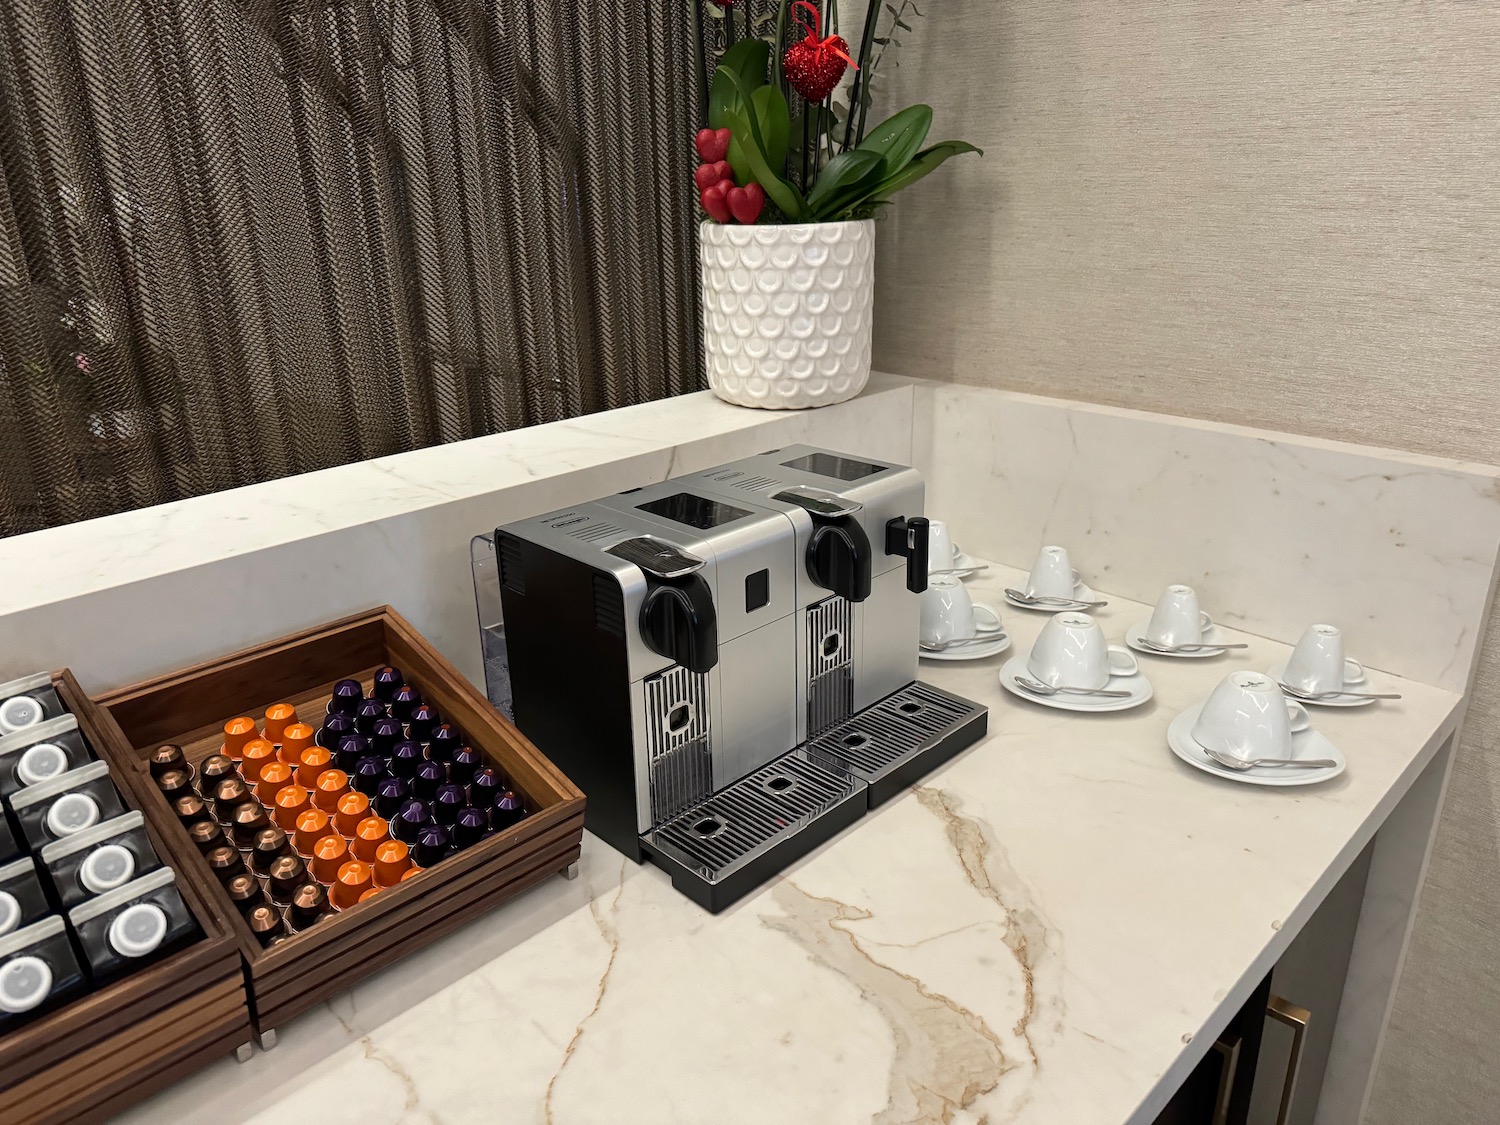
[{"xmin": 1154, "ymin": 974, "xmax": 1275, "ymax": 1125}]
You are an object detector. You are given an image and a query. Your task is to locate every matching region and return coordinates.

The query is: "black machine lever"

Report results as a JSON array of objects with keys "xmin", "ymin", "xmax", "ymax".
[
  {"xmin": 885, "ymin": 516, "xmax": 930, "ymax": 593},
  {"xmin": 640, "ymin": 575, "xmax": 719, "ymax": 674}
]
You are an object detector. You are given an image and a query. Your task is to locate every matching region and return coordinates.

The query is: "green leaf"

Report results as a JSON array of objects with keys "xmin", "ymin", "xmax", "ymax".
[
  {"xmin": 862, "ymin": 139, "xmax": 982, "ymax": 204},
  {"xmin": 751, "ymin": 83, "xmax": 790, "ymax": 171},
  {"xmin": 709, "ymin": 39, "xmax": 771, "ymax": 130},
  {"xmin": 719, "ymin": 98, "xmax": 807, "ymax": 220},
  {"xmin": 853, "ymin": 104, "xmax": 931, "ymax": 179},
  {"xmin": 805, "ymin": 148, "xmax": 884, "ymax": 218}
]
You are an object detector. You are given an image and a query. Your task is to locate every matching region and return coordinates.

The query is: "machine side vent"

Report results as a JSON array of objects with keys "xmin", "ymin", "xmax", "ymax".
[
  {"xmin": 568, "ymin": 520, "xmax": 625, "ymax": 543},
  {"xmin": 806, "ymin": 596, "xmax": 855, "ymax": 737},
  {"xmin": 732, "ymin": 475, "xmax": 781, "ymax": 492},
  {"xmin": 497, "ymin": 535, "xmax": 525, "ymax": 594},
  {"xmin": 644, "ymin": 666, "xmax": 713, "ymax": 823},
  {"xmin": 592, "ymin": 575, "xmax": 625, "ymax": 636}
]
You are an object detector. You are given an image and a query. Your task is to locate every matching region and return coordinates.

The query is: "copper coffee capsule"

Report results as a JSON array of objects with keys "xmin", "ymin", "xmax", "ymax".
[
  {"xmin": 155, "ymin": 768, "xmax": 193, "ymax": 801},
  {"xmin": 149, "ymin": 744, "xmax": 188, "ymax": 779},
  {"xmin": 230, "ymin": 801, "xmax": 271, "ymax": 850},
  {"xmin": 288, "ymin": 882, "xmax": 328, "ymax": 931},
  {"xmin": 213, "ymin": 776, "xmax": 254, "ymax": 819},
  {"xmin": 188, "ymin": 818, "xmax": 227, "ymax": 853},
  {"xmin": 247, "ymin": 904, "xmax": 284, "ymax": 947},
  {"xmin": 199, "ymin": 754, "xmax": 239, "ymax": 792},
  {"xmin": 207, "ymin": 844, "xmax": 246, "ymax": 884},
  {"xmin": 251, "ymin": 826, "xmax": 291, "ymax": 875},
  {"xmin": 225, "ymin": 872, "xmax": 264, "ymax": 915},
  {"xmin": 267, "ymin": 854, "xmax": 308, "ymax": 906},
  {"xmin": 173, "ymin": 793, "xmax": 213, "ymax": 825}
]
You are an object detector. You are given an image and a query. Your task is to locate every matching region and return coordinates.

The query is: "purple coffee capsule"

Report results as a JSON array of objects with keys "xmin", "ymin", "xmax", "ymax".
[
  {"xmin": 375, "ymin": 775, "xmax": 411, "ymax": 819},
  {"xmin": 392, "ymin": 798, "xmax": 429, "ymax": 843},
  {"xmin": 354, "ymin": 698, "xmax": 387, "ymax": 737},
  {"xmin": 372, "ymin": 666, "xmax": 403, "ymax": 704},
  {"xmin": 328, "ymin": 678, "xmax": 364, "ymax": 716},
  {"xmin": 453, "ymin": 806, "xmax": 489, "ymax": 850},
  {"xmin": 448, "ymin": 747, "xmax": 481, "ymax": 787},
  {"xmin": 370, "ymin": 715, "xmax": 403, "ymax": 756},
  {"xmin": 390, "ymin": 685, "xmax": 422, "ymax": 722},
  {"xmin": 389, "ymin": 740, "xmax": 423, "ymax": 779},
  {"xmin": 428, "ymin": 724, "xmax": 464, "ymax": 763},
  {"xmin": 491, "ymin": 789, "xmax": 525, "ymax": 831},
  {"xmin": 352, "ymin": 755, "xmax": 387, "ymax": 796},
  {"xmin": 469, "ymin": 766, "xmax": 502, "ymax": 806},
  {"xmin": 432, "ymin": 783, "xmax": 465, "ymax": 825},
  {"xmin": 335, "ymin": 733, "xmax": 371, "ymax": 774},
  {"xmin": 414, "ymin": 823, "xmax": 452, "ymax": 868},
  {"xmin": 412, "ymin": 759, "xmax": 446, "ymax": 801},
  {"xmin": 318, "ymin": 712, "xmax": 355, "ymax": 751},
  {"xmin": 407, "ymin": 704, "xmax": 440, "ymax": 744}
]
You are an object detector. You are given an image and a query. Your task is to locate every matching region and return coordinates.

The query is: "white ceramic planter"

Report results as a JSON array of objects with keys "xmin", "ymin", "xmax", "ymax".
[{"xmin": 699, "ymin": 220, "xmax": 874, "ymax": 409}]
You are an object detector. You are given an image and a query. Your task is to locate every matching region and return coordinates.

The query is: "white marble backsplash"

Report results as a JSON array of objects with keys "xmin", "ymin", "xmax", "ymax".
[{"xmin": 920, "ymin": 383, "xmax": 1500, "ymax": 694}]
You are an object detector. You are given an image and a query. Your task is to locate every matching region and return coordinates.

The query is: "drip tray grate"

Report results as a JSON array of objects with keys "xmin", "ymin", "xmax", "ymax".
[
  {"xmin": 807, "ymin": 681, "xmax": 988, "ymax": 807},
  {"xmin": 641, "ymin": 749, "xmax": 867, "ymax": 913}
]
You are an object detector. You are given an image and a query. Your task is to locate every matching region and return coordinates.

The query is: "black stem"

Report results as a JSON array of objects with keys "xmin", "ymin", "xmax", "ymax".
[
  {"xmin": 725, "ymin": 2, "xmax": 737, "ymax": 46},
  {"xmin": 800, "ymin": 99, "xmax": 810, "ymax": 191},
  {"xmin": 691, "ymin": 0, "xmax": 709, "ymax": 125},
  {"xmin": 843, "ymin": 0, "xmax": 881, "ymax": 150}
]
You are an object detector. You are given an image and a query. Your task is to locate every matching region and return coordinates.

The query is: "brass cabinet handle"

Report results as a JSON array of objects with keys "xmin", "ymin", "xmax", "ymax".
[
  {"xmin": 1267, "ymin": 994, "xmax": 1312, "ymax": 1125},
  {"xmin": 1210, "ymin": 1031, "xmax": 1243, "ymax": 1125}
]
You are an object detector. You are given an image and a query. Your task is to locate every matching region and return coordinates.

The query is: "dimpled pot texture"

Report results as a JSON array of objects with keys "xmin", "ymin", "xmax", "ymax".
[{"xmin": 700, "ymin": 220, "xmax": 874, "ymax": 409}]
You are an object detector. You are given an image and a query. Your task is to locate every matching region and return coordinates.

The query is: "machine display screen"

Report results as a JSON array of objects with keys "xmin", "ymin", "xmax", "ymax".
[
  {"xmin": 781, "ymin": 452, "xmax": 888, "ymax": 481},
  {"xmin": 637, "ymin": 491, "xmax": 753, "ymax": 530}
]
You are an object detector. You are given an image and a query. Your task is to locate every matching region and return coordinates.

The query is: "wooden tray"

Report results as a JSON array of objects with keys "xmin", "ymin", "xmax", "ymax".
[
  {"xmin": 0, "ymin": 671, "xmax": 251, "ymax": 1124},
  {"xmin": 92, "ymin": 607, "xmax": 586, "ymax": 1042}
]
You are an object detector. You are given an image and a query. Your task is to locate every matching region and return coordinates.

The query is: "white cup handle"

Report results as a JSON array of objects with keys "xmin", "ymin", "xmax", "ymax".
[
  {"xmin": 1106, "ymin": 646, "xmax": 1138, "ymax": 677},
  {"xmin": 1199, "ymin": 611, "xmax": 1213, "ymax": 633},
  {"xmin": 1343, "ymin": 658, "xmax": 1364, "ymax": 682},
  {"xmin": 1286, "ymin": 701, "xmax": 1311, "ymax": 733},
  {"xmin": 973, "ymin": 604, "xmax": 1004, "ymax": 634}
]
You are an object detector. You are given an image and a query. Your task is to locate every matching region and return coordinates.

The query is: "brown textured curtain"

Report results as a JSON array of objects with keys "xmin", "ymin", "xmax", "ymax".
[{"xmin": 0, "ymin": 0, "xmax": 701, "ymax": 536}]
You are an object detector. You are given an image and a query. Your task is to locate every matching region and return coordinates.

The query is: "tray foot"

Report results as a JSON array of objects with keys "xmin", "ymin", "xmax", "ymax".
[
  {"xmin": 562, "ymin": 861, "xmax": 580, "ymax": 881},
  {"xmin": 235, "ymin": 1042, "xmax": 254, "ymax": 1063},
  {"xmin": 257, "ymin": 1028, "xmax": 278, "ymax": 1050}
]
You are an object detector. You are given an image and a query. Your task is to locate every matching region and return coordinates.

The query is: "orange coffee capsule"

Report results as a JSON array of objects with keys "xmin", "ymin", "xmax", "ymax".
[
  {"xmin": 373, "ymin": 840, "xmax": 411, "ymax": 887},
  {"xmin": 351, "ymin": 816, "xmax": 390, "ymax": 861},
  {"xmin": 273, "ymin": 784, "xmax": 311, "ymax": 831},
  {"xmin": 295, "ymin": 745, "xmax": 331, "ymax": 788},
  {"xmin": 222, "ymin": 717, "xmax": 259, "ymax": 761},
  {"xmin": 263, "ymin": 703, "xmax": 298, "ymax": 743},
  {"xmin": 254, "ymin": 760, "xmax": 294, "ymax": 805},
  {"xmin": 240, "ymin": 739, "xmax": 276, "ymax": 784},
  {"xmin": 279, "ymin": 722, "xmax": 316, "ymax": 766},
  {"xmin": 311, "ymin": 833, "xmax": 350, "ymax": 883},
  {"xmin": 294, "ymin": 808, "xmax": 334, "ymax": 855},
  {"xmin": 331, "ymin": 859, "xmax": 373, "ymax": 910},
  {"xmin": 359, "ymin": 887, "xmax": 380, "ymax": 903},
  {"xmin": 400, "ymin": 866, "xmax": 422, "ymax": 882},
  {"xmin": 313, "ymin": 769, "xmax": 350, "ymax": 814},
  {"xmin": 333, "ymin": 791, "xmax": 370, "ymax": 837}
]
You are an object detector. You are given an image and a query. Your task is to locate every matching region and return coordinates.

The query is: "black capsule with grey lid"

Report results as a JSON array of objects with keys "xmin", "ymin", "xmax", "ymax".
[
  {"xmin": 0, "ymin": 858, "xmax": 50, "ymax": 937},
  {"xmin": 0, "ymin": 714, "xmax": 96, "ymax": 801},
  {"xmin": 8, "ymin": 761, "xmax": 125, "ymax": 851},
  {"xmin": 39, "ymin": 810, "xmax": 164, "ymax": 911},
  {"xmin": 0, "ymin": 916, "xmax": 86, "ymax": 1026},
  {"xmin": 68, "ymin": 868, "xmax": 199, "ymax": 982}
]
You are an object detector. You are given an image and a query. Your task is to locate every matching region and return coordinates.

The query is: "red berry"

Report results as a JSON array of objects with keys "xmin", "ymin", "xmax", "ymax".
[{"xmin": 700, "ymin": 179, "xmax": 733, "ymax": 223}]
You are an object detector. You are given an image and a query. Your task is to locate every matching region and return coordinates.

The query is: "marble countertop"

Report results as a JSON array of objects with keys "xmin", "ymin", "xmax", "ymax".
[{"xmin": 120, "ymin": 563, "xmax": 1460, "ymax": 1125}]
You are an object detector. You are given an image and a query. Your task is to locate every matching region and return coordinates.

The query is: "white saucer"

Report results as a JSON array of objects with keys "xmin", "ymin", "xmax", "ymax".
[
  {"xmin": 998, "ymin": 655, "xmax": 1152, "ymax": 712},
  {"xmin": 920, "ymin": 631, "xmax": 1012, "ymax": 662},
  {"xmin": 1126, "ymin": 620, "xmax": 1231, "ymax": 659},
  {"xmin": 1266, "ymin": 659, "xmax": 1375, "ymax": 708},
  {"xmin": 930, "ymin": 544, "xmax": 981, "ymax": 577},
  {"xmin": 1168, "ymin": 704, "xmax": 1346, "ymax": 785},
  {"xmin": 1004, "ymin": 580, "xmax": 1100, "ymax": 614}
]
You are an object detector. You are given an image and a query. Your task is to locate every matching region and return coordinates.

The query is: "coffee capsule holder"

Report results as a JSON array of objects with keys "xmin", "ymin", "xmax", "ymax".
[
  {"xmin": 0, "ymin": 671, "xmax": 249, "ymax": 1125},
  {"xmin": 91, "ymin": 606, "xmax": 586, "ymax": 1046}
]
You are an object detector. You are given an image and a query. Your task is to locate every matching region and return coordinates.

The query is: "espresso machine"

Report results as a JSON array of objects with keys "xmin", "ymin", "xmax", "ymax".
[{"xmin": 490, "ymin": 447, "xmax": 987, "ymax": 911}]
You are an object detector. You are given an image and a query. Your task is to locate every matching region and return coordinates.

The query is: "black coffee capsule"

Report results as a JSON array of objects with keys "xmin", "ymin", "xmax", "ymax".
[
  {"xmin": 372, "ymin": 666, "xmax": 403, "ymax": 703},
  {"xmin": 413, "ymin": 823, "xmax": 451, "ymax": 868},
  {"xmin": 288, "ymin": 882, "xmax": 329, "ymax": 930},
  {"xmin": 406, "ymin": 704, "xmax": 440, "ymax": 744},
  {"xmin": 149, "ymin": 744, "xmax": 188, "ymax": 779},
  {"xmin": 328, "ymin": 679, "xmax": 364, "ymax": 716},
  {"xmin": 491, "ymin": 790, "xmax": 525, "ymax": 831},
  {"xmin": 247, "ymin": 904, "xmax": 284, "ymax": 946}
]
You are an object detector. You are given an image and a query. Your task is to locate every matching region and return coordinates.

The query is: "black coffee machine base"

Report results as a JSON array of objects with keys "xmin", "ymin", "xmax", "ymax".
[{"xmin": 639, "ymin": 682, "xmax": 988, "ymax": 913}]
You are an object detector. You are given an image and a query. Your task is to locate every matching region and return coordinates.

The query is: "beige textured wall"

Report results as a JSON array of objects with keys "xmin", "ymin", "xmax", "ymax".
[{"xmin": 866, "ymin": 3, "xmax": 1500, "ymax": 1120}]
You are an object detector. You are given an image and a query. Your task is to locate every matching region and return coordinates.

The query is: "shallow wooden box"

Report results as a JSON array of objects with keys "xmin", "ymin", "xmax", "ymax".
[
  {"xmin": 92, "ymin": 607, "xmax": 586, "ymax": 1043},
  {"xmin": 0, "ymin": 671, "xmax": 250, "ymax": 1125}
]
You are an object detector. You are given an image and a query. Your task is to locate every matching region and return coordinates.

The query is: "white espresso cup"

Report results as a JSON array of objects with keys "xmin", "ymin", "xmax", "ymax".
[
  {"xmin": 1025, "ymin": 545, "xmax": 1079, "ymax": 599},
  {"xmin": 1027, "ymin": 612, "xmax": 1138, "ymax": 689},
  {"xmin": 1193, "ymin": 670, "xmax": 1311, "ymax": 761},
  {"xmin": 1283, "ymin": 624, "xmax": 1363, "ymax": 694},
  {"xmin": 926, "ymin": 519, "xmax": 957, "ymax": 572},
  {"xmin": 919, "ymin": 575, "xmax": 1003, "ymax": 647},
  {"xmin": 1147, "ymin": 584, "xmax": 1213, "ymax": 646}
]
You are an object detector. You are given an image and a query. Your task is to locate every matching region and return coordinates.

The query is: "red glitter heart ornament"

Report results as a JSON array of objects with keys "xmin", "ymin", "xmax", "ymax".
[{"xmin": 783, "ymin": 1, "xmax": 856, "ymax": 104}]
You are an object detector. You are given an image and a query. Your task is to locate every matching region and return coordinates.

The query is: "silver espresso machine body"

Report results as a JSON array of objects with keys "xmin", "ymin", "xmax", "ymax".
[{"xmin": 679, "ymin": 445, "xmax": 928, "ymax": 737}]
